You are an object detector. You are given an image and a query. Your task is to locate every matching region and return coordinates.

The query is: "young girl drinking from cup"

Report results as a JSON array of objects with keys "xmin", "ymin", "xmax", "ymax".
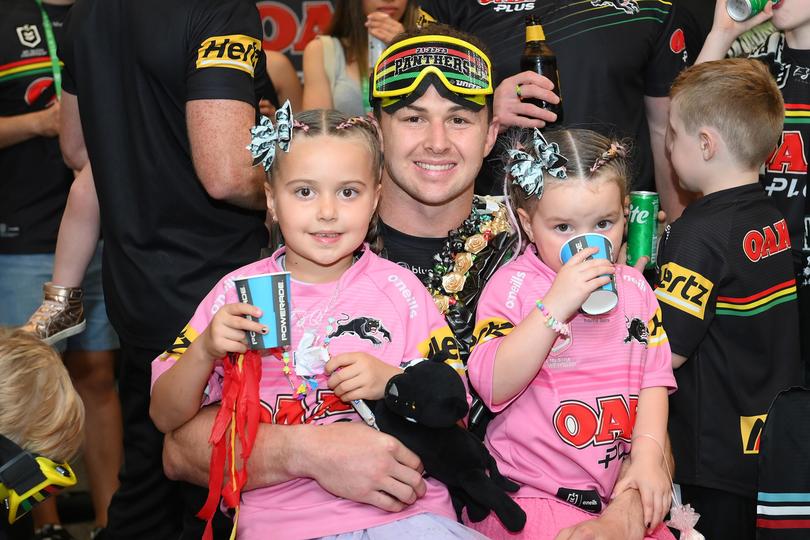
[
  {"xmin": 149, "ymin": 104, "xmax": 484, "ymax": 540},
  {"xmin": 467, "ymin": 128, "xmax": 677, "ymax": 539}
]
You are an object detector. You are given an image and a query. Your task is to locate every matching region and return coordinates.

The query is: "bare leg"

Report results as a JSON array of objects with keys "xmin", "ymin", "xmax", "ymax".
[
  {"xmin": 64, "ymin": 349, "xmax": 123, "ymax": 528},
  {"xmin": 52, "ymin": 165, "xmax": 101, "ymax": 287}
]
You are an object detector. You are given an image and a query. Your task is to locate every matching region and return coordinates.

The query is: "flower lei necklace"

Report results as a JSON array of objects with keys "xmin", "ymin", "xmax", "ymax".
[{"xmin": 423, "ymin": 201, "xmax": 511, "ymax": 314}]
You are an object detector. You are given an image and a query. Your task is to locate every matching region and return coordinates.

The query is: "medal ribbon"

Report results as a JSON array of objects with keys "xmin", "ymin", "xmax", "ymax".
[{"xmin": 33, "ymin": 0, "xmax": 62, "ymax": 99}]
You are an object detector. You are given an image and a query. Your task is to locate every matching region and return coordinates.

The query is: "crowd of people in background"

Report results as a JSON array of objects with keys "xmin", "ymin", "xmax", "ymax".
[{"xmin": 0, "ymin": 0, "xmax": 807, "ymax": 539}]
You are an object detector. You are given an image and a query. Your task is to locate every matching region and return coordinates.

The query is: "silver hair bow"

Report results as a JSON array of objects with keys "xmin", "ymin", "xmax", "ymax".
[
  {"xmin": 247, "ymin": 100, "xmax": 293, "ymax": 171},
  {"xmin": 506, "ymin": 128, "xmax": 567, "ymax": 199}
]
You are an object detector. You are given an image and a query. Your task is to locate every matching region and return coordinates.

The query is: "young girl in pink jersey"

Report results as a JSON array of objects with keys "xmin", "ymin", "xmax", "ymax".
[
  {"xmin": 148, "ymin": 105, "xmax": 484, "ymax": 540},
  {"xmin": 467, "ymin": 128, "xmax": 677, "ymax": 539}
]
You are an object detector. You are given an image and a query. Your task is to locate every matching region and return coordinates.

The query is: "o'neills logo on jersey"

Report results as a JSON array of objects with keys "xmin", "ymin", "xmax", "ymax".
[
  {"xmin": 740, "ymin": 414, "xmax": 767, "ymax": 455},
  {"xmin": 196, "ymin": 34, "xmax": 260, "ymax": 76},
  {"xmin": 554, "ymin": 395, "xmax": 638, "ymax": 449},
  {"xmin": 743, "ymin": 219, "xmax": 791, "ymax": 263},
  {"xmin": 655, "ymin": 262, "xmax": 713, "ymax": 320}
]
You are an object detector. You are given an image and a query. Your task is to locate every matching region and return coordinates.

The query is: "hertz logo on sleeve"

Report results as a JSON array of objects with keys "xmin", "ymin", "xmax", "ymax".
[
  {"xmin": 655, "ymin": 262, "xmax": 714, "ymax": 320},
  {"xmin": 196, "ymin": 34, "xmax": 260, "ymax": 76}
]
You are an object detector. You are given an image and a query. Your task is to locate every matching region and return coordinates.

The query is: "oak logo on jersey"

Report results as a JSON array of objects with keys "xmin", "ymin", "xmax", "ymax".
[
  {"xmin": 327, "ymin": 314, "xmax": 391, "ymax": 346},
  {"xmin": 267, "ymin": 390, "xmax": 354, "ymax": 425},
  {"xmin": 655, "ymin": 262, "xmax": 713, "ymax": 320},
  {"xmin": 766, "ymin": 131, "xmax": 808, "ymax": 176},
  {"xmin": 196, "ymin": 34, "xmax": 260, "ymax": 76},
  {"xmin": 740, "ymin": 414, "xmax": 767, "ymax": 455},
  {"xmin": 623, "ymin": 317, "xmax": 648, "ymax": 347},
  {"xmin": 743, "ymin": 219, "xmax": 791, "ymax": 262},
  {"xmin": 16, "ymin": 25, "xmax": 41, "ymax": 48},
  {"xmin": 554, "ymin": 395, "xmax": 638, "ymax": 449},
  {"xmin": 590, "ymin": 0, "xmax": 639, "ymax": 14}
]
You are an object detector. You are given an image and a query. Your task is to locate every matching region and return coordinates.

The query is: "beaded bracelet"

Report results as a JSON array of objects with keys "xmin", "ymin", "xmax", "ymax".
[{"xmin": 535, "ymin": 300, "xmax": 570, "ymax": 336}]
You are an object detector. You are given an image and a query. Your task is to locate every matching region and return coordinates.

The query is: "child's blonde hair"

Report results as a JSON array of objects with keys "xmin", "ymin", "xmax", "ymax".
[
  {"xmin": 670, "ymin": 58, "xmax": 784, "ymax": 169},
  {"xmin": 503, "ymin": 128, "xmax": 631, "ymax": 250},
  {"xmin": 266, "ymin": 109, "xmax": 385, "ymax": 253},
  {"xmin": 0, "ymin": 328, "xmax": 85, "ymax": 462}
]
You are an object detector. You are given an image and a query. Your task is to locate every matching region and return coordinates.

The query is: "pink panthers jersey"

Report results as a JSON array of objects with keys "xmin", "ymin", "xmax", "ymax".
[
  {"xmin": 151, "ymin": 246, "xmax": 463, "ymax": 540},
  {"xmin": 468, "ymin": 249, "xmax": 676, "ymax": 510}
]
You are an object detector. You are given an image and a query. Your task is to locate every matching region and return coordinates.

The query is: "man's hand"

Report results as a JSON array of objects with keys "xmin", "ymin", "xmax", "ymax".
[
  {"xmin": 555, "ymin": 488, "xmax": 647, "ymax": 540},
  {"xmin": 494, "ymin": 71, "xmax": 559, "ymax": 131},
  {"xmin": 297, "ymin": 422, "xmax": 426, "ymax": 512},
  {"xmin": 326, "ymin": 352, "xmax": 402, "ymax": 401}
]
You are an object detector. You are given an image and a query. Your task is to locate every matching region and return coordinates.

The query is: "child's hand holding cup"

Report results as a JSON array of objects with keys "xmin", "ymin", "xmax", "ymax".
[{"xmin": 559, "ymin": 233, "xmax": 618, "ymax": 316}]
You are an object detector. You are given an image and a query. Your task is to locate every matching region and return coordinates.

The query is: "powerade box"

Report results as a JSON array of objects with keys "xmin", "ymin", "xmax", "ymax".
[{"xmin": 233, "ymin": 272, "xmax": 291, "ymax": 350}]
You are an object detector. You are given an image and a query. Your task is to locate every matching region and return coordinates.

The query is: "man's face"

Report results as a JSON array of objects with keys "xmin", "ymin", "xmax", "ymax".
[{"xmin": 379, "ymin": 86, "xmax": 498, "ymax": 208}]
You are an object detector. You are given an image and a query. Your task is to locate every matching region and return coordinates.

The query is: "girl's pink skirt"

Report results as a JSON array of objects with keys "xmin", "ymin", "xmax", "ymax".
[{"xmin": 466, "ymin": 497, "xmax": 676, "ymax": 540}]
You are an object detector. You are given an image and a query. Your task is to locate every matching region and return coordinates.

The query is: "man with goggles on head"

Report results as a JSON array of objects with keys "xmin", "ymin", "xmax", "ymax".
[
  {"xmin": 161, "ymin": 26, "xmax": 655, "ymax": 540},
  {"xmin": 368, "ymin": 26, "xmax": 662, "ymax": 540}
]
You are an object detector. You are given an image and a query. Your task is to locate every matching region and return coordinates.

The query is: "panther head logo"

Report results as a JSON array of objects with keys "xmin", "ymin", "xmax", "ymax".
[
  {"xmin": 589, "ymin": 0, "xmax": 639, "ymax": 14},
  {"xmin": 327, "ymin": 314, "xmax": 392, "ymax": 347},
  {"xmin": 624, "ymin": 317, "xmax": 648, "ymax": 346}
]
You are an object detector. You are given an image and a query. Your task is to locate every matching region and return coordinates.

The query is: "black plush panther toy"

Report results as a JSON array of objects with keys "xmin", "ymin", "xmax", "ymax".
[{"xmin": 369, "ymin": 360, "xmax": 527, "ymax": 532}]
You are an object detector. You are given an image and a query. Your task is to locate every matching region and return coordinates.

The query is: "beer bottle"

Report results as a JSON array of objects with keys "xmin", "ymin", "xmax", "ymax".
[{"xmin": 520, "ymin": 15, "xmax": 563, "ymax": 124}]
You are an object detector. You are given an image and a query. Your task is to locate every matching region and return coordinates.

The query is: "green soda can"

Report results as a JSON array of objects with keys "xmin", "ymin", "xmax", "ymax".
[
  {"xmin": 627, "ymin": 191, "xmax": 659, "ymax": 269},
  {"xmin": 727, "ymin": 0, "xmax": 779, "ymax": 22}
]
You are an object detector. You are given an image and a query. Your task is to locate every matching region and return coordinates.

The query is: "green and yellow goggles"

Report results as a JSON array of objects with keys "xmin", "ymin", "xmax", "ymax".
[
  {"xmin": 0, "ymin": 435, "xmax": 76, "ymax": 524},
  {"xmin": 371, "ymin": 35, "xmax": 493, "ymax": 112}
]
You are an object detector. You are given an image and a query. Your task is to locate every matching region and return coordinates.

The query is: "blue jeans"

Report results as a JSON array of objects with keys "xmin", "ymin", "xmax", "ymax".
[{"xmin": 0, "ymin": 242, "xmax": 119, "ymax": 351}]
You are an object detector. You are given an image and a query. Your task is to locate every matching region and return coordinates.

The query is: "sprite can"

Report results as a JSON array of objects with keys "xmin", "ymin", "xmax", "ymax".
[
  {"xmin": 627, "ymin": 191, "xmax": 659, "ymax": 269},
  {"xmin": 727, "ymin": 0, "xmax": 778, "ymax": 22}
]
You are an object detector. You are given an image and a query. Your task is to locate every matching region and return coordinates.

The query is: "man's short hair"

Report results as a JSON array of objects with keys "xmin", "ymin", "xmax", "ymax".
[
  {"xmin": 0, "ymin": 328, "xmax": 85, "ymax": 462},
  {"xmin": 670, "ymin": 58, "xmax": 784, "ymax": 169},
  {"xmin": 372, "ymin": 23, "xmax": 494, "ymax": 120}
]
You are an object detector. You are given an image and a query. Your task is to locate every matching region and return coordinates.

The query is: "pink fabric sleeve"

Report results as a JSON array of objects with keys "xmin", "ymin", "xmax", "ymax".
[
  {"xmin": 467, "ymin": 272, "xmax": 521, "ymax": 413},
  {"xmin": 640, "ymin": 283, "xmax": 677, "ymax": 394},
  {"xmin": 150, "ymin": 274, "xmax": 234, "ymax": 405}
]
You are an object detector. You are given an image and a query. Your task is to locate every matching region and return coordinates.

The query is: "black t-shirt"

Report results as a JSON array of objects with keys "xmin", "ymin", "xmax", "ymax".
[
  {"xmin": 418, "ymin": 0, "xmax": 687, "ymax": 192},
  {"xmin": 61, "ymin": 0, "xmax": 268, "ymax": 350},
  {"xmin": 656, "ymin": 184, "xmax": 802, "ymax": 496},
  {"xmin": 379, "ymin": 221, "xmax": 446, "ymax": 281},
  {"xmin": 750, "ymin": 33, "xmax": 810, "ymax": 287},
  {"xmin": 0, "ymin": 0, "xmax": 73, "ymax": 254}
]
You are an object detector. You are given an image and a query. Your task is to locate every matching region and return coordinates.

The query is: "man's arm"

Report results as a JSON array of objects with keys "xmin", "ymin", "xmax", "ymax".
[
  {"xmin": 59, "ymin": 91, "xmax": 88, "ymax": 170},
  {"xmin": 186, "ymin": 99, "xmax": 266, "ymax": 210},
  {"xmin": 556, "ymin": 487, "xmax": 646, "ymax": 540},
  {"xmin": 164, "ymin": 406, "xmax": 427, "ymax": 512},
  {"xmin": 0, "ymin": 103, "xmax": 60, "ymax": 149},
  {"xmin": 646, "ymin": 95, "xmax": 692, "ymax": 222}
]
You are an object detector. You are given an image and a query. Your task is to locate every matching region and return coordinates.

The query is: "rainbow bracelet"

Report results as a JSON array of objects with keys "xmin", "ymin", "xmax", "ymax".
[{"xmin": 536, "ymin": 300, "xmax": 570, "ymax": 336}]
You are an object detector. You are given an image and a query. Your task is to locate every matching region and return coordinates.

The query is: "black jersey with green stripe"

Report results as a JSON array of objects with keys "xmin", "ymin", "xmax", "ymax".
[
  {"xmin": 656, "ymin": 183, "xmax": 802, "ymax": 496},
  {"xmin": 0, "ymin": 0, "xmax": 72, "ymax": 254},
  {"xmin": 417, "ymin": 0, "xmax": 686, "ymax": 192},
  {"xmin": 750, "ymin": 33, "xmax": 810, "ymax": 286}
]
